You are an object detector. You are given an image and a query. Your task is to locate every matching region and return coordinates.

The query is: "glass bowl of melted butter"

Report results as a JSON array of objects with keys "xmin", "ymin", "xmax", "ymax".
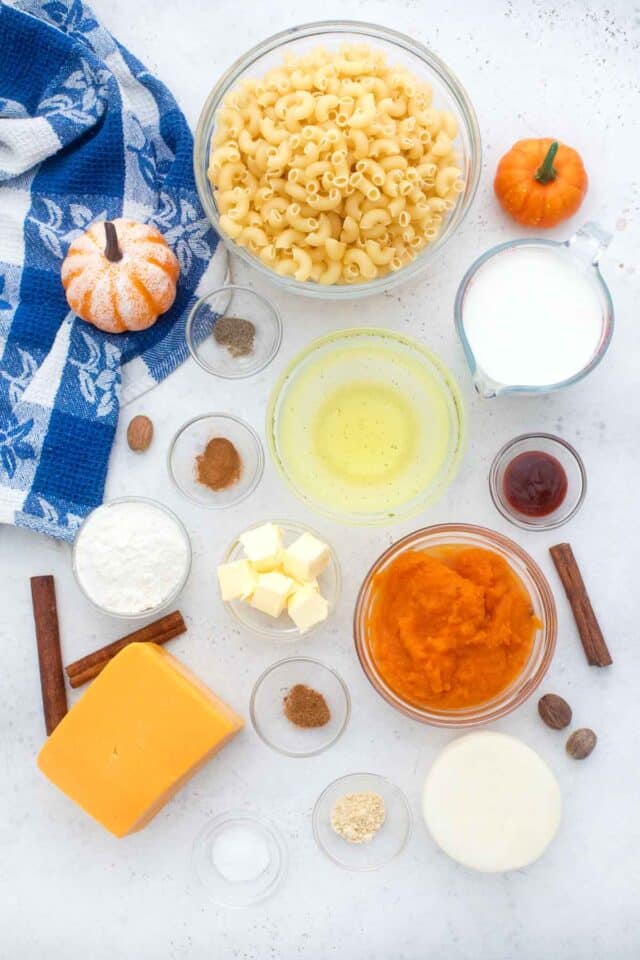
[{"xmin": 266, "ymin": 328, "xmax": 465, "ymax": 524}]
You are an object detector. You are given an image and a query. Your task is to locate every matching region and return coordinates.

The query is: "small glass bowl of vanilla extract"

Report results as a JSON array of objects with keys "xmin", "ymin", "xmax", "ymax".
[{"xmin": 489, "ymin": 433, "xmax": 586, "ymax": 531}]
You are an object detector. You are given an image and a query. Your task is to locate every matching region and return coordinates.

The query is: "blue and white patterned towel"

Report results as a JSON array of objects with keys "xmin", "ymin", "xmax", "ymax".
[{"xmin": 0, "ymin": 0, "xmax": 226, "ymax": 540}]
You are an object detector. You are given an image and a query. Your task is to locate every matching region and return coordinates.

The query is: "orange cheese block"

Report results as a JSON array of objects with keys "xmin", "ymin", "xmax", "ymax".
[{"xmin": 37, "ymin": 643, "xmax": 243, "ymax": 837}]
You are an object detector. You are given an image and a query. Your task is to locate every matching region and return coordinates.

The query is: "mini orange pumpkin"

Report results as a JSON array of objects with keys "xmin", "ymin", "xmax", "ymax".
[
  {"xmin": 494, "ymin": 139, "xmax": 588, "ymax": 228},
  {"xmin": 61, "ymin": 218, "xmax": 180, "ymax": 333}
]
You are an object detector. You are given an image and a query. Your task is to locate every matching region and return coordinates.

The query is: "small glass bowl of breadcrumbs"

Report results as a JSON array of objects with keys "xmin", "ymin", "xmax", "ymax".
[
  {"xmin": 313, "ymin": 773, "xmax": 412, "ymax": 870},
  {"xmin": 186, "ymin": 285, "xmax": 282, "ymax": 379}
]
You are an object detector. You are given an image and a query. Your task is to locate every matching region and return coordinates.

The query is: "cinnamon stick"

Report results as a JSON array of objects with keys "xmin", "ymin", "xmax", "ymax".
[
  {"xmin": 549, "ymin": 543, "xmax": 612, "ymax": 667},
  {"xmin": 31, "ymin": 576, "xmax": 68, "ymax": 734},
  {"xmin": 65, "ymin": 610, "xmax": 186, "ymax": 688}
]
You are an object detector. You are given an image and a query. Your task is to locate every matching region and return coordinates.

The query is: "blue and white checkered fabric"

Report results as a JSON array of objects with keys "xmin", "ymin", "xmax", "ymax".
[{"xmin": 0, "ymin": 0, "xmax": 226, "ymax": 540}]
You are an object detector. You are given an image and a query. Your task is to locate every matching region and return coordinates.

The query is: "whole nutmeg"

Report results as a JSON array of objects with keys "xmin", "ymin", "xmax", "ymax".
[
  {"xmin": 127, "ymin": 415, "xmax": 153, "ymax": 452},
  {"xmin": 566, "ymin": 728, "xmax": 597, "ymax": 760},
  {"xmin": 538, "ymin": 693, "xmax": 572, "ymax": 730}
]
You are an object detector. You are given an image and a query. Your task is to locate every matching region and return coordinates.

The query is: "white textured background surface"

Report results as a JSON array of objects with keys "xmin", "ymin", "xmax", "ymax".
[{"xmin": 2, "ymin": 1, "xmax": 639, "ymax": 957}]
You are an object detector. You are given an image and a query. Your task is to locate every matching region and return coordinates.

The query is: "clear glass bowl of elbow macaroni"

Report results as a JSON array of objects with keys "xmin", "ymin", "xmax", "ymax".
[{"xmin": 194, "ymin": 21, "xmax": 481, "ymax": 299}]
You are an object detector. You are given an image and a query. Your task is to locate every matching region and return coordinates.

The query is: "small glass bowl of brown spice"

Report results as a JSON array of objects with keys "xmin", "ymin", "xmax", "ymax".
[
  {"xmin": 168, "ymin": 413, "xmax": 264, "ymax": 508},
  {"xmin": 186, "ymin": 285, "xmax": 282, "ymax": 379},
  {"xmin": 250, "ymin": 657, "xmax": 350, "ymax": 758}
]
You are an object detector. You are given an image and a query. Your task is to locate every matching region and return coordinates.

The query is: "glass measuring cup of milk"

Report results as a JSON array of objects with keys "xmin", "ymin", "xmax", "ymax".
[{"xmin": 455, "ymin": 222, "xmax": 614, "ymax": 397}]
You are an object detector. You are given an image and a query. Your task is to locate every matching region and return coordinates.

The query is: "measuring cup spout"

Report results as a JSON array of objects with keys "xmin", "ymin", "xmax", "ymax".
[
  {"xmin": 567, "ymin": 221, "xmax": 612, "ymax": 266},
  {"xmin": 472, "ymin": 369, "xmax": 502, "ymax": 399}
]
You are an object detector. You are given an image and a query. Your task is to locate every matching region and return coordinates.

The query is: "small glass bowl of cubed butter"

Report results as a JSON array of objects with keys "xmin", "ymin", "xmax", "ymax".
[{"xmin": 217, "ymin": 521, "xmax": 340, "ymax": 639}]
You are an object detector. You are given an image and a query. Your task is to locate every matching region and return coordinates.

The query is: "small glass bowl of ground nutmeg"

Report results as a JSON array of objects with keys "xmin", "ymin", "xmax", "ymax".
[
  {"xmin": 168, "ymin": 413, "xmax": 264, "ymax": 508},
  {"xmin": 250, "ymin": 657, "xmax": 350, "ymax": 758},
  {"xmin": 313, "ymin": 773, "xmax": 412, "ymax": 871},
  {"xmin": 186, "ymin": 285, "xmax": 282, "ymax": 379}
]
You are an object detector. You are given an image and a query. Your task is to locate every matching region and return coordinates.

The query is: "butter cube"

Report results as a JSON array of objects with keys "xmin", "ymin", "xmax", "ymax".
[
  {"xmin": 250, "ymin": 571, "xmax": 294, "ymax": 618},
  {"xmin": 217, "ymin": 559, "xmax": 257, "ymax": 601},
  {"xmin": 288, "ymin": 584, "xmax": 329, "ymax": 633},
  {"xmin": 38, "ymin": 644, "xmax": 243, "ymax": 837},
  {"xmin": 292, "ymin": 576, "xmax": 318, "ymax": 593},
  {"xmin": 239, "ymin": 523, "xmax": 283, "ymax": 572},
  {"xmin": 282, "ymin": 532, "xmax": 330, "ymax": 582},
  {"xmin": 273, "ymin": 569, "xmax": 318, "ymax": 596}
]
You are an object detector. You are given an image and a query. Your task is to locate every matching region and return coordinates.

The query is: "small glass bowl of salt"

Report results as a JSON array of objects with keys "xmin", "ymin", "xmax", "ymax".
[{"xmin": 192, "ymin": 812, "xmax": 287, "ymax": 908}]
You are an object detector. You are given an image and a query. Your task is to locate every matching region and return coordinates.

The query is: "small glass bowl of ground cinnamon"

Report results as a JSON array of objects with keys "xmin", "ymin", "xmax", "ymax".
[
  {"xmin": 168, "ymin": 413, "xmax": 264, "ymax": 508},
  {"xmin": 250, "ymin": 657, "xmax": 350, "ymax": 758}
]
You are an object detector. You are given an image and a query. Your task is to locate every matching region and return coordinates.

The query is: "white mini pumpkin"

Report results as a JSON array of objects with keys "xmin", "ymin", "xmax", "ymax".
[{"xmin": 61, "ymin": 218, "xmax": 180, "ymax": 333}]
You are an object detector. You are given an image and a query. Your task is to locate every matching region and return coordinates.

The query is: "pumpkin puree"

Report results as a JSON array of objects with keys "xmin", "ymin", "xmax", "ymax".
[{"xmin": 368, "ymin": 546, "xmax": 540, "ymax": 709}]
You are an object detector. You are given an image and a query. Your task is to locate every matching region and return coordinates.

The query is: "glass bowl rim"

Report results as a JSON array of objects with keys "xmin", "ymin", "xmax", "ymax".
[
  {"xmin": 353, "ymin": 522, "xmax": 557, "ymax": 726},
  {"xmin": 71, "ymin": 496, "xmax": 192, "ymax": 620},
  {"xmin": 185, "ymin": 284, "xmax": 283, "ymax": 380},
  {"xmin": 312, "ymin": 771, "xmax": 413, "ymax": 870},
  {"xmin": 266, "ymin": 326, "xmax": 466, "ymax": 525},
  {"xmin": 488, "ymin": 432, "xmax": 587, "ymax": 531},
  {"xmin": 167, "ymin": 412, "xmax": 265, "ymax": 509},
  {"xmin": 221, "ymin": 518, "xmax": 342, "ymax": 638},
  {"xmin": 194, "ymin": 18, "xmax": 482, "ymax": 300},
  {"xmin": 454, "ymin": 236, "xmax": 615, "ymax": 395},
  {"xmin": 192, "ymin": 810, "xmax": 288, "ymax": 907},
  {"xmin": 249, "ymin": 655, "xmax": 351, "ymax": 757}
]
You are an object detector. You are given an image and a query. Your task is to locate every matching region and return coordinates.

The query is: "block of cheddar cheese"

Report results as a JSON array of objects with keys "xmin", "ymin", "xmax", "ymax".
[{"xmin": 37, "ymin": 643, "xmax": 243, "ymax": 837}]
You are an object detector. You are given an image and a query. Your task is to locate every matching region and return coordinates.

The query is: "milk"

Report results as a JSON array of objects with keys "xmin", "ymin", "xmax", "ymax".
[{"xmin": 461, "ymin": 245, "xmax": 605, "ymax": 388}]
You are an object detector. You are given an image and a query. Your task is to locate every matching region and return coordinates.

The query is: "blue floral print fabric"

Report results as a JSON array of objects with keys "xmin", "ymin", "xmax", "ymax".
[{"xmin": 0, "ymin": 0, "xmax": 225, "ymax": 540}]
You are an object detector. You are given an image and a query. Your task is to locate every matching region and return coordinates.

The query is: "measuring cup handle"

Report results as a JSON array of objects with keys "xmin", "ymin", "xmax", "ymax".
[{"xmin": 567, "ymin": 221, "xmax": 612, "ymax": 266}]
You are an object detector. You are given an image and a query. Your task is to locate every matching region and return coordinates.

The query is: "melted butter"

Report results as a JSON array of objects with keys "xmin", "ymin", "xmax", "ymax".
[
  {"xmin": 312, "ymin": 381, "xmax": 417, "ymax": 486},
  {"xmin": 276, "ymin": 339, "xmax": 458, "ymax": 518}
]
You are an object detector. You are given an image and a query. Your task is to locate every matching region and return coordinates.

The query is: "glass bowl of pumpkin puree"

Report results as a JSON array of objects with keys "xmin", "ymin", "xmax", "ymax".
[{"xmin": 354, "ymin": 523, "xmax": 557, "ymax": 727}]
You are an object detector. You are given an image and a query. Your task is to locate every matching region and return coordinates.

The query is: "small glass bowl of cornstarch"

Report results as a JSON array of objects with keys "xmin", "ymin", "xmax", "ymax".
[
  {"xmin": 313, "ymin": 772, "xmax": 412, "ymax": 870},
  {"xmin": 72, "ymin": 497, "xmax": 192, "ymax": 619}
]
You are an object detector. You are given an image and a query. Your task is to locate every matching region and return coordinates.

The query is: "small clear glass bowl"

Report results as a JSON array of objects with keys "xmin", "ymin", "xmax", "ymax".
[
  {"xmin": 489, "ymin": 433, "xmax": 587, "ymax": 531},
  {"xmin": 72, "ymin": 497, "xmax": 192, "ymax": 620},
  {"xmin": 221, "ymin": 520, "xmax": 340, "ymax": 639},
  {"xmin": 194, "ymin": 20, "xmax": 481, "ymax": 299},
  {"xmin": 354, "ymin": 523, "xmax": 557, "ymax": 727},
  {"xmin": 250, "ymin": 657, "xmax": 350, "ymax": 757},
  {"xmin": 168, "ymin": 414, "xmax": 264, "ymax": 508},
  {"xmin": 192, "ymin": 812, "xmax": 287, "ymax": 908},
  {"xmin": 185, "ymin": 285, "xmax": 282, "ymax": 379},
  {"xmin": 313, "ymin": 773, "xmax": 412, "ymax": 871}
]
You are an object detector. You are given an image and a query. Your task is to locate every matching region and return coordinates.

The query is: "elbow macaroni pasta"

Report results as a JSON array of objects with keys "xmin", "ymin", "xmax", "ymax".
[{"xmin": 208, "ymin": 44, "xmax": 464, "ymax": 284}]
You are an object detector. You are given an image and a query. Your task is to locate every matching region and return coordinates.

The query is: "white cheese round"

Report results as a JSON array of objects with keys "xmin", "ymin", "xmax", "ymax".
[{"xmin": 422, "ymin": 731, "xmax": 562, "ymax": 873}]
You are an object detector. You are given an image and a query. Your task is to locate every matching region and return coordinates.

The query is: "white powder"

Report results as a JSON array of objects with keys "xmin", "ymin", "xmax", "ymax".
[
  {"xmin": 461, "ymin": 246, "xmax": 604, "ymax": 387},
  {"xmin": 74, "ymin": 501, "xmax": 190, "ymax": 615},
  {"xmin": 212, "ymin": 825, "xmax": 270, "ymax": 883}
]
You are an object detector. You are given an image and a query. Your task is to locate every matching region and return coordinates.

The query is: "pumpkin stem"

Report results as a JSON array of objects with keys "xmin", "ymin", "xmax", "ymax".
[
  {"xmin": 104, "ymin": 221, "xmax": 122, "ymax": 262},
  {"xmin": 535, "ymin": 141, "xmax": 559, "ymax": 185}
]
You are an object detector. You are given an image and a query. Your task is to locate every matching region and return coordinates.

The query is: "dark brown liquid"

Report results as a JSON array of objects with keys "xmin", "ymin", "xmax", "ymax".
[{"xmin": 503, "ymin": 451, "xmax": 568, "ymax": 517}]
